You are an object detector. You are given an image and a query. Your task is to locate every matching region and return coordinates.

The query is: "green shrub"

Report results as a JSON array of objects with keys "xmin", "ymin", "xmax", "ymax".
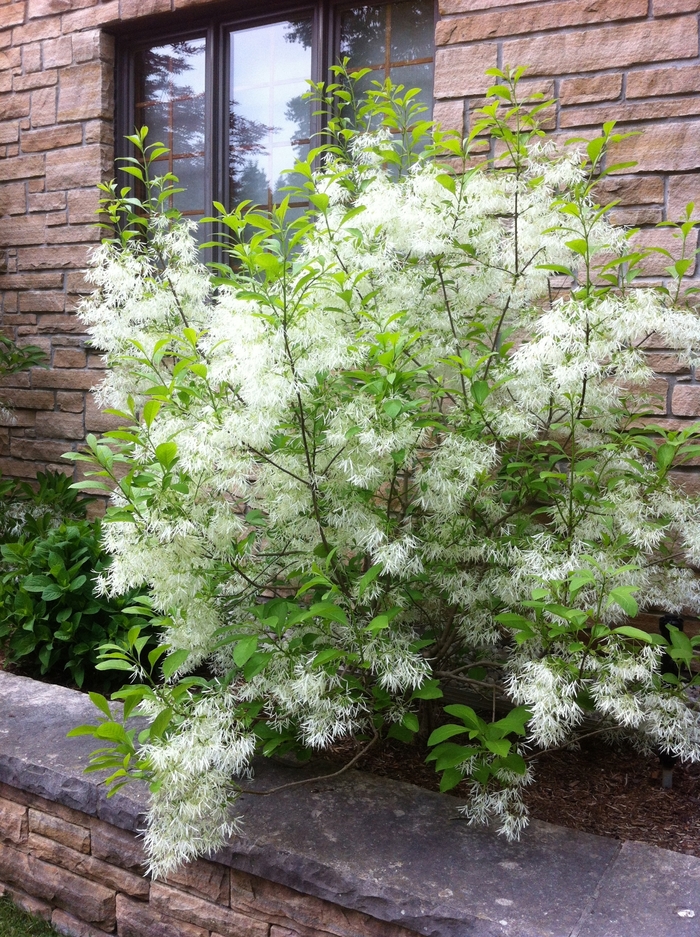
[
  {"xmin": 0, "ymin": 469, "xmax": 92, "ymax": 543},
  {"xmin": 0, "ymin": 518, "xmax": 151, "ymax": 689}
]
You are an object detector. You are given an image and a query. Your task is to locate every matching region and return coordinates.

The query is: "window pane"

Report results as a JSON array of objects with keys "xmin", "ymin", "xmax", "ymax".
[
  {"xmin": 229, "ymin": 19, "xmax": 312, "ymax": 210},
  {"xmin": 135, "ymin": 38, "xmax": 207, "ymax": 217},
  {"xmin": 339, "ymin": 1, "xmax": 434, "ymax": 116}
]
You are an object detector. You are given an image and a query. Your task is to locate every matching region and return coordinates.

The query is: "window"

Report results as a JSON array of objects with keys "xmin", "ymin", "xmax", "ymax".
[{"xmin": 117, "ymin": 1, "xmax": 436, "ymax": 223}]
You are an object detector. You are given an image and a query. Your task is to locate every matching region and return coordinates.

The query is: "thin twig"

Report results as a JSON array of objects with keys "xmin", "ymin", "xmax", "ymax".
[{"xmin": 237, "ymin": 730, "xmax": 379, "ymax": 796}]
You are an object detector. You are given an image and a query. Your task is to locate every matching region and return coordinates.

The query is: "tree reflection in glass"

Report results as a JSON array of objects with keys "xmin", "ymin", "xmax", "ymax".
[
  {"xmin": 339, "ymin": 0, "xmax": 434, "ymax": 115},
  {"xmin": 135, "ymin": 39, "xmax": 207, "ymax": 224},
  {"xmin": 229, "ymin": 20, "xmax": 312, "ymax": 211}
]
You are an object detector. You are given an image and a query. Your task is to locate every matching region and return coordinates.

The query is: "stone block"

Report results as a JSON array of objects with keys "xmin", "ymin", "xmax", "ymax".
[
  {"xmin": 27, "ymin": 832, "xmax": 150, "ymax": 899},
  {"xmin": 12, "ymin": 18, "xmax": 62, "ymax": 44},
  {"xmin": 10, "ymin": 438, "xmax": 73, "ymax": 462},
  {"xmin": 53, "ymin": 348, "xmax": 86, "ymax": 368},
  {"xmin": 654, "ymin": 0, "xmax": 700, "ymax": 11},
  {"xmin": 645, "ymin": 353, "xmax": 689, "ymax": 376},
  {"xmin": 631, "ymin": 227, "xmax": 698, "ymax": 276},
  {"xmin": 561, "ymin": 97, "xmax": 700, "ymax": 128},
  {"xmin": 627, "ymin": 63, "xmax": 700, "ymax": 98},
  {"xmin": 609, "ymin": 122, "xmax": 700, "ymax": 173},
  {"xmin": 60, "ymin": 1, "xmax": 120, "ymax": 33},
  {"xmin": 0, "ymin": 215, "xmax": 46, "ymax": 247},
  {"xmin": 0, "ymin": 93, "xmax": 31, "ymax": 121},
  {"xmin": 0, "ymin": 797, "xmax": 28, "ymax": 844},
  {"xmin": 2, "ymin": 389, "xmax": 54, "ymax": 410},
  {"xmin": 57, "ymin": 62, "xmax": 112, "ymax": 123},
  {"xmin": 435, "ymin": 0, "xmax": 645, "ymax": 44},
  {"xmin": 0, "ymin": 153, "xmax": 43, "ymax": 181},
  {"xmin": 85, "ymin": 396, "xmax": 122, "ymax": 431},
  {"xmin": 0, "ymin": 180, "xmax": 25, "ymax": 214},
  {"xmin": 57, "ymin": 391, "xmax": 84, "ymax": 412},
  {"xmin": 29, "ymin": 809, "xmax": 90, "ymax": 853},
  {"xmin": 672, "ymin": 384, "xmax": 700, "ymax": 416},
  {"xmin": 34, "ymin": 410, "xmax": 84, "ymax": 438},
  {"xmin": 51, "ymin": 909, "xmax": 113, "ymax": 937},
  {"xmin": 18, "ymin": 244, "xmax": 90, "ymax": 269},
  {"xmin": 594, "ymin": 175, "xmax": 664, "ymax": 207},
  {"xmin": 0, "ymin": 2, "xmax": 27, "ymax": 28},
  {"xmin": 28, "ymin": 191, "xmax": 67, "ymax": 212},
  {"xmin": 503, "ymin": 16, "xmax": 698, "ymax": 75},
  {"xmin": 165, "ymin": 858, "xmax": 229, "ymax": 904},
  {"xmin": 14, "ymin": 69, "xmax": 58, "ymax": 92},
  {"xmin": 560, "ymin": 74, "xmax": 622, "ymax": 106},
  {"xmin": 668, "ymin": 174, "xmax": 700, "ymax": 224},
  {"xmin": 67, "ymin": 188, "xmax": 100, "ymax": 223},
  {"xmin": 21, "ymin": 123, "xmax": 83, "ymax": 152},
  {"xmin": 608, "ymin": 206, "xmax": 663, "ymax": 226},
  {"xmin": 117, "ymin": 895, "xmax": 208, "ymax": 937},
  {"xmin": 45, "ymin": 143, "xmax": 110, "ymax": 190},
  {"xmin": 89, "ymin": 818, "xmax": 146, "ymax": 872},
  {"xmin": 19, "ymin": 291, "xmax": 66, "ymax": 312},
  {"xmin": 150, "ymin": 883, "xmax": 268, "ymax": 937},
  {"xmin": 432, "ymin": 99, "xmax": 464, "ymax": 134},
  {"xmin": 42, "ymin": 36, "xmax": 74, "ymax": 69},
  {"xmin": 434, "ymin": 43, "xmax": 497, "ymax": 98},
  {"xmin": 31, "ymin": 85, "xmax": 56, "ymax": 125},
  {"xmin": 120, "ymin": 0, "xmax": 170, "ymax": 17},
  {"xmin": 0, "ymin": 841, "xmax": 116, "ymax": 927}
]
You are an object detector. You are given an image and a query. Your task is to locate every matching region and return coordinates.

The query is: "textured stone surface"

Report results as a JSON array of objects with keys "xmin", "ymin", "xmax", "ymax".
[
  {"xmin": 51, "ymin": 909, "xmax": 113, "ymax": 937},
  {"xmin": 27, "ymin": 832, "xmax": 149, "ymax": 898},
  {"xmin": 165, "ymin": 857, "xmax": 229, "ymax": 903},
  {"xmin": 0, "ymin": 841, "xmax": 115, "ymax": 927},
  {"xmin": 29, "ymin": 808, "xmax": 90, "ymax": 853},
  {"xmin": 0, "ymin": 796, "xmax": 27, "ymax": 844},
  {"xmin": 116, "ymin": 894, "xmax": 208, "ymax": 937},
  {"xmin": 150, "ymin": 883, "xmax": 268, "ymax": 937},
  {"xmin": 576, "ymin": 841, "xmax": 700, "ymax": 937}
]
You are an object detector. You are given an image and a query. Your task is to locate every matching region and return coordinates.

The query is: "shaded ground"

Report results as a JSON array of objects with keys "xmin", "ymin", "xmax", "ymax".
[
  {"xmin": 326, "ymin": 734, "xmax": 700, "ymax": 857},
  {"xmin": 0, "ymin": 897, "xmax": 57, "ymax": 937}
]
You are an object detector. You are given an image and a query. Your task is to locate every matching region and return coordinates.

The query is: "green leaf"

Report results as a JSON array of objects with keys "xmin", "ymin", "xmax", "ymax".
[
  {"xmin": 89, "ymin": 692, "xmax": 112, "ymax": 719},
  {"xmin": 612, "ymin": 625, "xmax": 653, "ymax": 643},
  {"xmin": 656, "ymin": 443, "xmax": 675, "ymax": 472},
  {"xmin": 607, "ymin": 586, "xmax": 639, "ymax": 618},
  {"xmin": 439, "ymin": 767, "xmax": 464, "ymax": 792},
  {"xmin": 402, "ymin": 712, "xmax": 419, "ymax": 733},
  {"xmin": 471, "ymin": 381, "xmax": 489, "ymax": 405},
  {"xmin": 427, "ymin": 724, "xmax": 469, "ymax": 746},
  {"xmin": 484, "ymin": 738, "xmax": 511, "ymax": 757},
  {"xmin": 358, "ymin": 563, "xmax": 383, "ymax": 596},
  {"xmin": 149, "ymin": 707, "xmax": 173, "ymax": 740},
  {"xmin": 411, "ymin": 679, "xmax": 443, "ymax": 701},
  {"xmin": 155, "ymin": 441, "xmax": 177, "ymax": 469},
  {"xmin": 233, "ymin": 636, "xmax": 258, "ymax": 668},
  {"xmin": 162, "ymin": 648, "xmax": 189, "ymax": 680}
]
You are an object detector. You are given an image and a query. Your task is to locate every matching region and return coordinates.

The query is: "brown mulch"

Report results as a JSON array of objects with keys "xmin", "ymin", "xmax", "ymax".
[{"xmin": 324, "ymin": 734, "xmax": 700, "ymax": 857}]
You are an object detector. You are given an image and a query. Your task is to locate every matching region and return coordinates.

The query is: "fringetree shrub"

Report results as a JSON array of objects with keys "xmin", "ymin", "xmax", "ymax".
[{"xmin": 72, "ymin": 69, "xmax": 700, "ymax": 876}]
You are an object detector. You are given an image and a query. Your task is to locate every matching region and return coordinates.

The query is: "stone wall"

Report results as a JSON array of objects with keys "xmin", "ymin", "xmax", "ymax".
[
  {"xmin": 0, "ymin": 0, "xmax": 699, "ymax": 479},
  {"xmin": 0, "ymin": 780, "xmax": 420, "ymax": 937}
]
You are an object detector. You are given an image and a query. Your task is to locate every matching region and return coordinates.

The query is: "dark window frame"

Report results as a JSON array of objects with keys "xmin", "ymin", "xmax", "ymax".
[{"xmin": 114, "ymin": 0, "xmax": 437, "ymax": 219}]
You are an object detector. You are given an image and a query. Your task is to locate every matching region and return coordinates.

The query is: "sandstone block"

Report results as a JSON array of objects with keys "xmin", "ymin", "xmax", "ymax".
[
  {"xmin": 89, "ymin": 819, "xmax": 146, "ymax": 872},
  {"xmin": 34, "ymin": 410, "xmax": 84, "ymax": 438},
  {"xmin": 672, "ymin": 384, "xmax": 700, "ymax": 416},
  {"xmin": 631, "ymin": 227, "xmax": 699, "ymax": 276},
  {"xmin": 434, "ymin": 43, "xmax": 497, "ymax": 98},
  {"xmin": 85, "ymin": 396, "xmax": 123, "ymax": 432},
  {"xmin": 3, "ymin": 389, "xmax": 55, "ymax": 409},
  {"xmin": 42, "ymin": 36, "xmax": 73, "ymax": 69},
  {"xmin": 503, "ymin": 17, "xmax": 698, "ymax": 76},
  {"xmin": 14, "ymin": 69, "xmax": 58, "ymax": 92},
  {"xmin": 21, "ymin": 123, "xmax": 83, "ymax": 152},
  {"xmin": 432, "ymin": 99, "xmax": 464, "ymax": 134},
  {"xmin": 165, "ymin": 858, "xmax": 229, "ymax": 904},
  {"xmin": 0, "ymin": 2, "xmax": 27, "ymax": 28},
  {"xmin": 0, "ymin": 272, "xmax": 63, "ymax": 290},
  {"xmin": 440, "ymin": 0, "xmax": 543, "ymax": 10},
  {"xmin": 609, "ymin": 122, "xmax": 700, "ymax": 173},
  {"xmin": 51, "ymin": 909, "xmax": 113, "ymax": 937},
  {"xmin": 0, "ymin": 842, "xmax": 116, "ymax": 927},
  {"xmin": 560, "ymin": 74, "xmax": 622, "ymax": 106},
  {"xmin": 120, "ymin": 0, "xmax": 170, "ymax": 17},
  {"xmin": 608, "ymin": 206, "xmax": 663, "ymax": 226},
  {"xmin": 0, "ymin": 180, "xmax": 25, "ymax": 214},
  {"xmin": 0, "ymin": 797, "xmax": 28, "ymax": 844},
  {"xmin": 561, "ymin": 97, "xmax": 700, "ymax": 128},
  {"xmin": 117, "ymin": 895, "xmax": 208, "ymax": 937},
  {"xmin": 28, "ymin": 191, "xmax": 67, "ymax": 212},
  {"xmin": 436, "ymin": 0, "xmax": 645, "ymax": 44},
  {"xmin": 29, "ymin": 809, "xmax": 90, "ymax": 853},
  {"xmin": 60, "ymin": 1, "xmax": 120, "ymax": 34},
  {"xmin": 11, "ymin": 439, "xmax": 73, "ymax": 462},
  {"xmin": 45, "ymin": 143, "xmax": 110, "ymax": 190},
  {"xmin": 654, "ymin": 0, "xmax": 700, "ymax": 11},
  {"xmin": 30, "ymin": 86, "xmax": 56, "ymax": 125},
  {"xmin": 27, "ymin": 832, "xmax": 150, "ymax": 899},
  {"xmin": 57, "ymin": 61, "xmax": 112, "ymax": 123},
  {"xmin": 18, "ymin": 244, "xmax": 90, "ymax": 269},
  {"xmin": 668, "ymin": 174, "xmax": 700, "ymax": 224},
  {"xmin": 0, "ymin": 215, "xmax": 46, "ymax": 247},
  {"xmin": 57, "ymin": 391, "xmax": 84, "ymax": 412},
  {"xmin": 19, "ymin": 291, "xmax": 66, "ymax": 312},
  {"xmin": 668, "ymin": 469, "xmax": 700, "ymax": 495},
  {"xmin": 0, "ymin": 153, "xmax": 43, "ymax": 181},
  {"xmin": 0, "ymin": 93, "xmax": 31, "ymax": 121},
  {"xmin": 627, "ymin": 63, "xmax": 700, "ymax": 99},
  {"xmin": 53, "ymin": 348, "xmax": 86, "ymax": 368},
  {"xmin": 594, "ymin": 175, "xmax": 664, "ymax": 206},
  {"xmin": 645, "ymin": 353, "xmax": 690, "ymax": 376},
  {"xmin": 150, "ymin": 883, "xmax": 268, "ymax": 937}
]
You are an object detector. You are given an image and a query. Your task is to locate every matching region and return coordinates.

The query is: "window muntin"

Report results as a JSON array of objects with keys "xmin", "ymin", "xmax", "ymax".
[{"xmin": 128, "ymin": 1, "xmax": 435, "ymax": 217}]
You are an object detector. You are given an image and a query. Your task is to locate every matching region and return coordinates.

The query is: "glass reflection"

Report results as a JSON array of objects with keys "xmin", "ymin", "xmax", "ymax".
[
  {"xmin": 136, "ymin": 38, "xmax": 207, "ymax": 218},
  {"xmin": 229, "ymin": 19, "xmax": 312, "ymax": 209},
  {"xmin": 339, "ymin": 0, "xmax": 434, "ymax": 118}
]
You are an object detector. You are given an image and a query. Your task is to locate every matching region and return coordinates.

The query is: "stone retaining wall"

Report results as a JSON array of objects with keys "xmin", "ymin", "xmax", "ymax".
[{"xmin": 0, "ymin": 779, "xmax": 416, "ymax": 937}]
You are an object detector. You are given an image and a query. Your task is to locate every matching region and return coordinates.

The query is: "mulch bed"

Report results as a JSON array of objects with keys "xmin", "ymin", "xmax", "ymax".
[{"xmin": 325, "ymin": 734, "xmax": 700, "ymax": 857}]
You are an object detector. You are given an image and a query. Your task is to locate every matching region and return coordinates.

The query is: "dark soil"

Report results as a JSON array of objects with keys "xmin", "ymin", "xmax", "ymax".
[{"xmin": 325, "ymin": 734, "xmax": 700, "ymax": 857}]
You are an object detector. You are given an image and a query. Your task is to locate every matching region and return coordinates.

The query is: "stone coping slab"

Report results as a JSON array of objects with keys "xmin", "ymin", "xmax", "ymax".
[{"xmin": 1, "ymin": 671, "xmax": 698, "ymax": 937}]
